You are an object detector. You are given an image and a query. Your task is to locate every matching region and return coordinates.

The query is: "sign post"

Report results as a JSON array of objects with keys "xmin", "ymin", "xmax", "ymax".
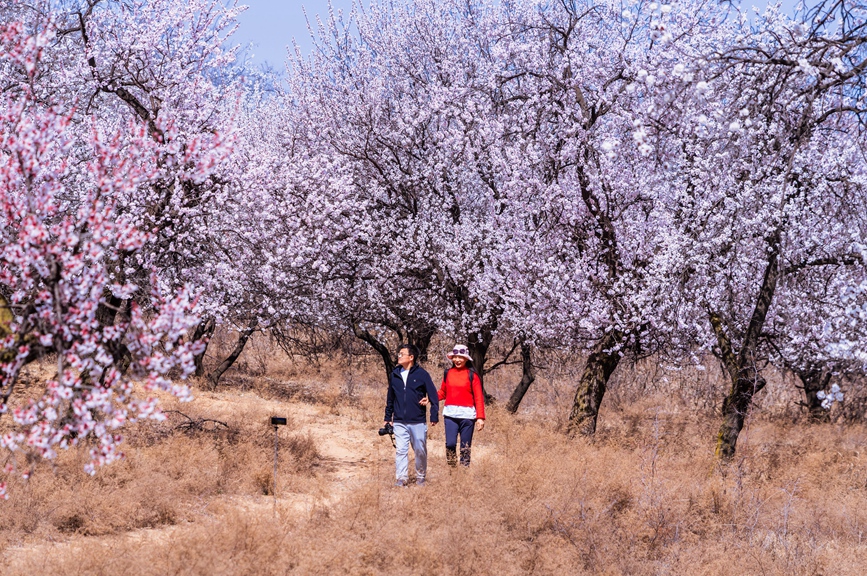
[{"xmin": 270, "ymin": 416, "xmax": 287, "ymax": 514}]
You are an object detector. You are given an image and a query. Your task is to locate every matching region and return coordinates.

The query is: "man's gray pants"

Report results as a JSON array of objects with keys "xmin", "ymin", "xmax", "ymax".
[{"xmin": 394, "ymin": 422, "xmax": 427, "ymax": 482}]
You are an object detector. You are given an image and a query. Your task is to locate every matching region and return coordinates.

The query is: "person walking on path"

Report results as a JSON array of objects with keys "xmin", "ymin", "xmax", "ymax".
[
  {"xmin": 430, "ymin": 343, "xmax": 485, "ymax": 467},
  {"xmin": 384, "ymin": 343, "xmax": 439, "ymax": 486}
]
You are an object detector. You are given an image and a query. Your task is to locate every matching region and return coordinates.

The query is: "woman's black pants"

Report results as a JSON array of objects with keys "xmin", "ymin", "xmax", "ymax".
[{"xmin": 444, "ymin": 416, "xmax": 475, "ymax": 467}]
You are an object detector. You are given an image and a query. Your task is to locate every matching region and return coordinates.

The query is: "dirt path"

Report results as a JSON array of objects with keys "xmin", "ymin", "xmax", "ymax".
[
  {"xmin": 195, "ymin": 391, "xmax": 388, "ymax": 497},
  {"xmin": 1, "ymin": 391, "xmax": 392, "ymax": 566}
]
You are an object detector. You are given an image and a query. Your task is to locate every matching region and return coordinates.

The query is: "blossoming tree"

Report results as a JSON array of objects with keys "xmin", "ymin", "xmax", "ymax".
[{"xmin": 0, "ymin": 13, "xmax": 209, "ymax": 498}]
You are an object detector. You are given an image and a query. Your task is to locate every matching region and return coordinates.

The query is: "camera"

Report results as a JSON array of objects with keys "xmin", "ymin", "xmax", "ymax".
[{"xmin": 378, "ymin": 422, "xmax": 394, "ymax": 436}]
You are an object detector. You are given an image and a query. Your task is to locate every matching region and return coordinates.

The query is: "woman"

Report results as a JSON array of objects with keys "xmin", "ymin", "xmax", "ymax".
[{"xmin": 437, "ymin": 343, "xmax": 485, "ymax": 467}]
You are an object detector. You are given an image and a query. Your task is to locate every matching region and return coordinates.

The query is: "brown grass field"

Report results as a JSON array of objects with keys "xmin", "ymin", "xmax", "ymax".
[{"xmin": 1, "ymin": 339, "xmax": 866, "ymax": 575}]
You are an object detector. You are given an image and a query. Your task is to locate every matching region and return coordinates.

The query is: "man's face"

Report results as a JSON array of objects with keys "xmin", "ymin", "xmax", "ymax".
[{"xmin": 397, "ymin": 348, "xmax": 414, "ymax": 369}]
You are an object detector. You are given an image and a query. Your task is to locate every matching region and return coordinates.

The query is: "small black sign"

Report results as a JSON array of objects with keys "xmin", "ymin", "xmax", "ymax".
[{"xmin": 270, "ymin": 416, "xmax": 287, "ymax": 426}]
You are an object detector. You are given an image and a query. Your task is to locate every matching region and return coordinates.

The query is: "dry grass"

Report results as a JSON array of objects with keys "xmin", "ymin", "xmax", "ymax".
[{"xmin": 1, "ymin": 347, "xmax": 867, "ymax": 575}]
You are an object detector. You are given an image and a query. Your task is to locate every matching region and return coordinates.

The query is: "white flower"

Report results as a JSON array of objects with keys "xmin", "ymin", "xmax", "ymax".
[
  {"xmin": 817, "ymin": 385, "xmax": 844, "ymax": 409},
  {"xmin": 797, "ymin": 58, "xmax": 817, "ymax": 77}
]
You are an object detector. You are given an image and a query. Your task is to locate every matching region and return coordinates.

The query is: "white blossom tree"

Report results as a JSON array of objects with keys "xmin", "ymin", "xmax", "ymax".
[{"xmin": 647, "ymin": 0, "xmax": 867, "ymax": 457}]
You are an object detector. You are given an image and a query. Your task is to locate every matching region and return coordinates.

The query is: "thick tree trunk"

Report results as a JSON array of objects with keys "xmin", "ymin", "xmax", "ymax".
[
  {"xmin": 192, "ymin": 316, "xmax": 216, "ymax": 377},
  {"xmin": 713, "ymin": 246, "xmax": 780, "ymax": 459},
  {"xmin": 208, "ymin": 319, "xmax": 257, "ymax": 389},
  {"xmin": 352, "ymin": 323, "xmax": 395, "ymax": 382},
  {"xmin": 505, "ymin": 343, "xmax": 535, "ymax": 414},
  {"xmin": 567, "ymin": 330, "xmax": 623, "ymax": 436}
]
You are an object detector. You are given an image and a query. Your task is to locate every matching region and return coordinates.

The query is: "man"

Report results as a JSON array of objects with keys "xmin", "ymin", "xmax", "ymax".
[{"xmin": 383, "ymin": 343, "xmax": 439, "ymax": 487}]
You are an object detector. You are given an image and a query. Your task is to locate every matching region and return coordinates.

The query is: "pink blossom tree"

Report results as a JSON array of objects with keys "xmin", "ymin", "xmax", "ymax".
[{"xmin": 0, "ymin": 14, "xmax": 209, "ymax": 499}]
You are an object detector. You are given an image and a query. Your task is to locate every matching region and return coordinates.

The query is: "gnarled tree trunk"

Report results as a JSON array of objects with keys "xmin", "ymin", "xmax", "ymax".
[
  {"xmin": 505, "ymin": 342, "xmax": 535, "ymax": 414},
  {"xmin": 406, "ymin": 325, "xmax": 435, "ymax": 363},
  {"xmin": 468, "ymin": 330, "xmax": 496, "ymax": 404},
  {"xmin": 567, "ymin": 330, "xmax": 624, "ymax": 436},
  {"xmin": 95, "ymin": 290, "xmax": 123, "ymax": 328},
  {"xmin": 192, "ymin": 316, "xmax": 216, "ymax": 377},
  {"xmin": 716, "ymin": 367, "xmax": 767, "ymax": 460},
  {"xmin": 208, "ymin": 319, "xmax": 257, "ymax": 389},
  {"xmin": 713, "ymin": 246, "xmax": 780, "ymax": 460},
  {"xmin": 352, "ymin": 322, "xmax": 395, "ymax": 383}
]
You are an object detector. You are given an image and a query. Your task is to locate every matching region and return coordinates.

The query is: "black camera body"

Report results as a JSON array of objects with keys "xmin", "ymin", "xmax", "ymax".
[{"xmin": 378, "ymin": 422, "xmax": 394, "ymax": 436}]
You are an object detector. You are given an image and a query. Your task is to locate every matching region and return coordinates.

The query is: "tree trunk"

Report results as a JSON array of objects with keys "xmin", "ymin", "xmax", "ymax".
[
  {"xmin": 505, "ymin": 342, "xmax": 535, "ymax": 414},
  {"xmin": 352, "ymin": 323, "xmax": 395, "ymax": 383},
  {"xmin": 95, "ymin": 290, "xmax": 122, "ymax": 327},
  {"xmin": 192, "ymin": 316, "xmax": 216, "ymax": 377},
  {"xmin": 468, "ymin": 332, "xmax": 495, "ymax": 404},
  {"xmin": 208, "ymin": 319, "xmax": 257, "ymax": 389},
  {"xmin": 407, "ymin": 326, "xmax": 435, "ymax": 363},
  {"xmin": 567, "ymin": 330, "xmax": 623, "ymax": 436},
  {"xmin": 713, "ymin": 246, "xmax": 780, "ymax": 459},
  {"xmin": 795, "ymin": 367, "xmax": 831, "ymax": 422},
  {"xmin": 716, "ymin": 368, "xmax": 767, "ymax": 459}
]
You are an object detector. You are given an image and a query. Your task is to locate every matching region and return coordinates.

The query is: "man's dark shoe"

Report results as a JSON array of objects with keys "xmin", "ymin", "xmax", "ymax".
[
  {"xmin": 394, "ymin": 479, "xmax": 407, "ymax": 487},
  {"xmin": 416, "ymin": 479, "xmax": 426, "ymax": 487}
]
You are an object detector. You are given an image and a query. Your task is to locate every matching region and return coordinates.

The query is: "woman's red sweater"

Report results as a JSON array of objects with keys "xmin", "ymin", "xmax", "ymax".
[{"xmin": 438, "ymin": 367, "xmax": 485, "ymax": 420}]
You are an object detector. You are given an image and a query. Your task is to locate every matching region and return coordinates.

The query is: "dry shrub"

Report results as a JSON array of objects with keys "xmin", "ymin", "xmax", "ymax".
[
  {"xmin": 3, "ymin": 353, "xmax": 867, "ymax": 575},
  {"xmin": 284, "ymin": 432, "xmax": 321, "ymax": 474}
]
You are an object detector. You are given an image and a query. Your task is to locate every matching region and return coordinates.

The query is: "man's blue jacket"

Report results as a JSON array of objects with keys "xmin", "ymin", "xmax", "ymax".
[{"xmin": 384, "ymin": 363, "xmax": 439, "ymax": 424}]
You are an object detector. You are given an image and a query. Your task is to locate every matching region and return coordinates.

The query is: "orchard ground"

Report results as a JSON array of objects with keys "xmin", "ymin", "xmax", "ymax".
[{"xmin": 1, "ymin": 339, "xmax": 867, "ymax": 575}]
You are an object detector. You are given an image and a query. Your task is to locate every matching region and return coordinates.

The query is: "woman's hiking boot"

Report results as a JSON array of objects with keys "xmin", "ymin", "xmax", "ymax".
[
  {"xmin": 446, "ymin": 447, "xmax": 458, "ymax": 467},
  {"xmin": 460, "ymin": 447, "xmax": 471, "ymax": 467}
]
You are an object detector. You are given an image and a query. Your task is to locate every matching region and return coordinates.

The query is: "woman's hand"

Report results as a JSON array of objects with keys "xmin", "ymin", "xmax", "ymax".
[
  {"xmin": 476, "ymin": 419, "xmax": 485, "ymax": 431},
  {"xmin": 419, "ymin": 397, "xmax": 429, "ymax": 406}
]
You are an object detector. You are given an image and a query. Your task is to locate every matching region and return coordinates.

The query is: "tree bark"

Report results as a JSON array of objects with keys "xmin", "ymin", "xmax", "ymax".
[
  {"xmin": 352, "ymin": 322, "xmax": 395, "ymax": 382},
  {"xmin": 713, "ymin": 246, "xmax": 780, "ymax": 459},
  {"xmin": 795, "ymin": 367, "xmax": 831, "ymax": 422},
  {"xmin": 505, "ymin": 342, "xmax": 535, "ymax": 414},
  {"xmin": 567, "ymin": 330, "xmax": 623, "ymax": 436},
  {"xmin": 716, "ymin": 368, "xmax": 767, "ymax": 460},
  {"xmin": 468, "ymin": 331, "xmax": 495, "ymax": 404},
  {"xmin": 192, "ymin": 316, "xmax": 216, "ymax": 377},
  {"xmin": 95, "ymin": 290, "xmax": 122, "ymax": 327},
  {"xmin": 208, "ymin": 319, "xmax": 257, "ymax": 389},
  {"xmin": 407, "ymin": 326, "xmax": 435, "ymax": 363}
]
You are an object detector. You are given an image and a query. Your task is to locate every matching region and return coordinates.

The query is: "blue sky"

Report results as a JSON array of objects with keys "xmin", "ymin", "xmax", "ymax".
[
  {"xmin": 232, "ymin": 0, "xmax": 808, "ymax": 69},
  {"xmin": 233, "ymin": 0, "xmax": 353, "ymax": 69}
]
